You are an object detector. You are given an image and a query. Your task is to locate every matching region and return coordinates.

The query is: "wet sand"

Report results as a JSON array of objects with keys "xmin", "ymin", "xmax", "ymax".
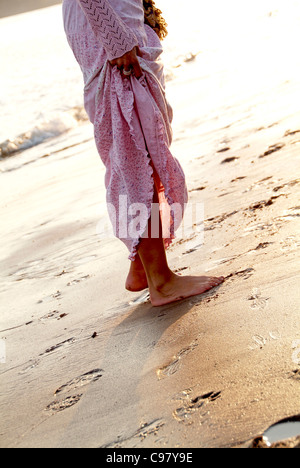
[
  {"xmin": 1, "ymin": 16, "xmax": 300, "ymax": 450},
  {"xmin": 1, "ymin": 90, "xmax": 299, "ymax": 448},
  {"xmin": 0, "ymin": 0, "xmax": 61, "ymax": 18}
]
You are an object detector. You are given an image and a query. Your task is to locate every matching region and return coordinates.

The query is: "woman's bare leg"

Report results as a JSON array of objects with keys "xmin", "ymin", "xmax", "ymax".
[
  {"xmin": 137, "ymin": 183, "xmax": 224, "ymax": 307},
  {"xmin": 126, "ymin": 253, "xmax": 148, "ymax": 292},
  {"xmin": 125, "ymin": 169, "xmax": 164, "ymax": 293}
]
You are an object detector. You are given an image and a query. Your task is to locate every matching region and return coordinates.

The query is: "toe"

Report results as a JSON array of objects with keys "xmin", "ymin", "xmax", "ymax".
[{"xmin": 210, "ymin": 276, "xmax": 224, "ymax": 287}]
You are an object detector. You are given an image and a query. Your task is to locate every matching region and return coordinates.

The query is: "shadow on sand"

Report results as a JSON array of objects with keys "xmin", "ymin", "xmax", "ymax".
[{"xmin": 94, "ymin": 287, "xmax": 220, "ymax": 447}]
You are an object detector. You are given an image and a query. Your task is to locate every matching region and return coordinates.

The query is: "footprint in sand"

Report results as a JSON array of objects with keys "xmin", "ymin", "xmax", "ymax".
[
  {"xmin": 280, "ymin": 236, "xmax": 300, "ymax": 252},
  {"xmin": 157, "ymin": 341, "xmax": 198, "ymax": 380},
  {"xmin": 204, "ymin": 210, "xmax": 239, "ymax": 232},
  {"xmin": 37, "ymin": 291, "xmax": 62, "ymax": 304},
  {"xmin": 259, "ymin": 143, "xmax": 285, "ymax": 158},
  {"xmin": 40, "ymin": 337, "xmax": 76, "ymax": 356},
  {"xmin": 273, "ymin": 179, "xmax": 300, "ymax": 193},
  {"xmin": 40, "ymin": 310, "xmax": 68, "ymax": 322},
  {"xmin": 173, "ymin": 391, "xmax": 222, "ymax": 423},
  {"xmin": 55, "ymin": 369, "xmax": 103, "ymax": 395},
  {"xmin": 172, "ymin": 388, "xmax": 193, "ymax": 401},
  {"xmin": 45, "ymin": 394, "xmax": 82, "ymax": 414},
  {"xmin": 244, "ymin": 176, "xmax": 274, "ymax": 193},
  {"xmin": 225, "ymin": 268, "xmax": 255, "ymax": 281},
  {"xmin": 269, "ymin": 330, "xmax": 281, "ymax": 341},
  {"xmin": 277, "ymin": 206, "xmax": 300, "ymax": 221},
  {"xmin": 182, "ymin": 245, "xmax": 203, "ymax": 256},
  {"xmin": 19, "ymin": 359, "xmax": 41, "ymax": 375},
  {"xmin": 217, "ymin": 147, "xmax": 231, "ymax": 153},
  {"xmin": 290, "ymin": 369, "xmax": 300, "ymax": 381},
  {"xmin": 243, "ymin": 222, "xmax": 276, "ymax": 236},
  {"xmin": 248, "ymin": 288, "xmax": 269, "ymax": 311},
  {"xmin": 231, "ymin": 176, "xmax": 247, "ymax": 183},
  {"xmin": 252, "ymin": 242, "xmax": 274, "ymax": 251},
  {"xmin": 67, "ymin": 275, "xmax": 90, "ymax": 286},
  {"xmin": 44, "ymin": 370, "xmax": 104, "ymax": 416},
  {"xmin": 284, "ymin": 129, "xmax": 300, "ymax": 137},
  {"xmin": 249, "ymin": 331, "xmax": 281, "ymax": 351},
  {"xmin": 248, "ymin": 195, "xmax": 282, "ymax": 212},
  {"xmin": 135, "ymin": 419, "xmax": 166, "ymax": 441},
  {"xmin": 250, "ymin": 335, "xmax": 267, "ymax": 350},
  {"xmin": 221, "ymin": 156, "xmax": 240, "ymax": 164},
  {"xmin": 100, "ymin": 419, "xmax": 166, "ymax": 448},
  {"xmin": 189, "ymin": 186, "xmax": 206, "ymax": 193}
]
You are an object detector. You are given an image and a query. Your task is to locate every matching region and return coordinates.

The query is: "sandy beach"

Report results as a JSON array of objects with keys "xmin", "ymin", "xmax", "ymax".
[{"xmin": 0, "ymin": 1, "xmax": 299, "ymax": 448}]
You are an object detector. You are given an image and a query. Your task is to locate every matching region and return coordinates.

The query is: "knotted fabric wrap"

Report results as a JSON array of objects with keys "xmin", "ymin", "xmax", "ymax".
[{"xmin": 63, "ymin": 0, "xmax": 188, "ymax": 259}]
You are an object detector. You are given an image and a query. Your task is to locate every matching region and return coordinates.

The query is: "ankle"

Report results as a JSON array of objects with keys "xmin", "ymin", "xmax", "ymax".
[{"xmin": 148, "ymin": 269, "xmax": 174, "ymax": 292}]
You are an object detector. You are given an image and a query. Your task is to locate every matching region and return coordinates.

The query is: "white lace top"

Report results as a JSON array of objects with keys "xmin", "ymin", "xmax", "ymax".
[{"xmin": 76, "ymin": 0, "xmax": 147, "ymax": 60}]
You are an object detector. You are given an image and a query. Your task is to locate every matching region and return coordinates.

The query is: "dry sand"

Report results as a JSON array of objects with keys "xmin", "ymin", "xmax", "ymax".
[{"xmin": 1, "ymin": 26, "xmax": 300, "ymax": 450}]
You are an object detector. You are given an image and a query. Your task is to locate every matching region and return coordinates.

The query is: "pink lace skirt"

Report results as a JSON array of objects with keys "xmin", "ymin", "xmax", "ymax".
[{"xmin": 67, "ymin": 22, "xmax": 188, "ymax": 259}]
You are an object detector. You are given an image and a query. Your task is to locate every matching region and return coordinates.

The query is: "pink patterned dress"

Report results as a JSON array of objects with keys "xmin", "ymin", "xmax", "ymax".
[{"xmin": 63, "ymin": 0, "xmax": 188, "ymax": 260}]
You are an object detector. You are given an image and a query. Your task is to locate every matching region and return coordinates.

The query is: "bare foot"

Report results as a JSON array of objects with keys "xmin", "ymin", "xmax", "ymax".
[
  {"xmin": 149, "ymin": 273, "xmax": 224, "ymax": 307},
  {"xmin": 126, "ymin": 255, "xmax": 148, "ymax": 292}
]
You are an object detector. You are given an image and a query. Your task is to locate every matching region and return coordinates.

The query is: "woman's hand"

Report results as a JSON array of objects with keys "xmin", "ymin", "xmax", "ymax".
[{"xmin": 110, "ymin": 46, "xmax": 143, "ymax": 79}]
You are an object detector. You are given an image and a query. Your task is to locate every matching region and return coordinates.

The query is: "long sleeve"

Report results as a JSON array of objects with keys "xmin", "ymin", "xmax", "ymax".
[{"xmin": 77, "ymin": 0, "xmax": 139, "ymax": 60}]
